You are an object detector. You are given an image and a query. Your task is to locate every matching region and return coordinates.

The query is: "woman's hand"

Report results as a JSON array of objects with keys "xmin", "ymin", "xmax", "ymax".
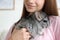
[{"xmin": 9, "ymin": 28, "xmax": 31, "ymax": 40}]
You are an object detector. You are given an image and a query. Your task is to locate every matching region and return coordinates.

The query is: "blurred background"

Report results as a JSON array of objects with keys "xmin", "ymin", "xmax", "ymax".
[{"xmin": 0, "ymin": 0, "xmax": 60, "ymax": 40}]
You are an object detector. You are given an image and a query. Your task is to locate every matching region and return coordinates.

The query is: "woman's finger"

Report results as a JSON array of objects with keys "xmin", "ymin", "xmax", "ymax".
[
  {"xmin": 21, "ymin": 28, "xmax": 27, "ymax": 32},
  {"xmin": 23, "ymin": 32, "xmax": 31, "ymax": 40}
]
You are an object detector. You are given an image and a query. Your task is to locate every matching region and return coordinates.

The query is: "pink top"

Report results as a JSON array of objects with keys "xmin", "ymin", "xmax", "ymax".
[{"xmin": 5, "ymin": 16, "xmax": 60, "ymax": 40}]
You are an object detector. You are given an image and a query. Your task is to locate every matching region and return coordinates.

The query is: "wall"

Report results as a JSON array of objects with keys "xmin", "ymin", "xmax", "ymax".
[
  {"xmin": 58, "ymin": 9, "xmax": 60, "ymax": 15},
  {"xmin": 0, "ymin": 0, "xmax": 23, "ymax": 40},
  {"xmin": 0, "ymin": 0, "xmax": 23, "ymax": 31}
]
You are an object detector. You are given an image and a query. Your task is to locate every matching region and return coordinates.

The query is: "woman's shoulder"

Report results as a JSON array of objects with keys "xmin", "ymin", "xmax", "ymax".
[
  {"xmin": 49, "ymin": 15, "xmax": 60, "ymax": 18},
  {"xmin": 48, "ymin": 16, "xmax": 60, "ymax": 29},
  {"xmin": 49, "ymin": 16, "xmax": 60, "ymax": 40},
  {"xmin": 49, "ymin": 16, "xmax": 60, "ymax": 21},
  {"xmin": 49, "ymin": 16, "xmax": 60, "ymax": 30}
]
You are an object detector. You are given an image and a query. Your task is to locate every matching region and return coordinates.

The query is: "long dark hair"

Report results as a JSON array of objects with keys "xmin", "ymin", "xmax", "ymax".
[
  {"xmin": 15, "ymin": 0, "xmax": 58, "ymax": 24},
  {"xmin": 21, "ymin": 0, "xmax": 58, "ymax": 18},
  {"xmin": 12, "ymin": 0, "xmax": 58, "ymax": 32}
]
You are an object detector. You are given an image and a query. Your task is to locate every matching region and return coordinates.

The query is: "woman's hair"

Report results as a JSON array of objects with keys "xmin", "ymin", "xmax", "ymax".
[{"xmin": 21, "ymin": 0, "xmax": 58, "ymax": 18}]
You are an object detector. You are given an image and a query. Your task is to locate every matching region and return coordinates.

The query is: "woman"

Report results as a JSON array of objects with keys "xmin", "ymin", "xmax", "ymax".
[{"xmin": 6, "ymin": 0, "xmax": 60, "ymax": 40}]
